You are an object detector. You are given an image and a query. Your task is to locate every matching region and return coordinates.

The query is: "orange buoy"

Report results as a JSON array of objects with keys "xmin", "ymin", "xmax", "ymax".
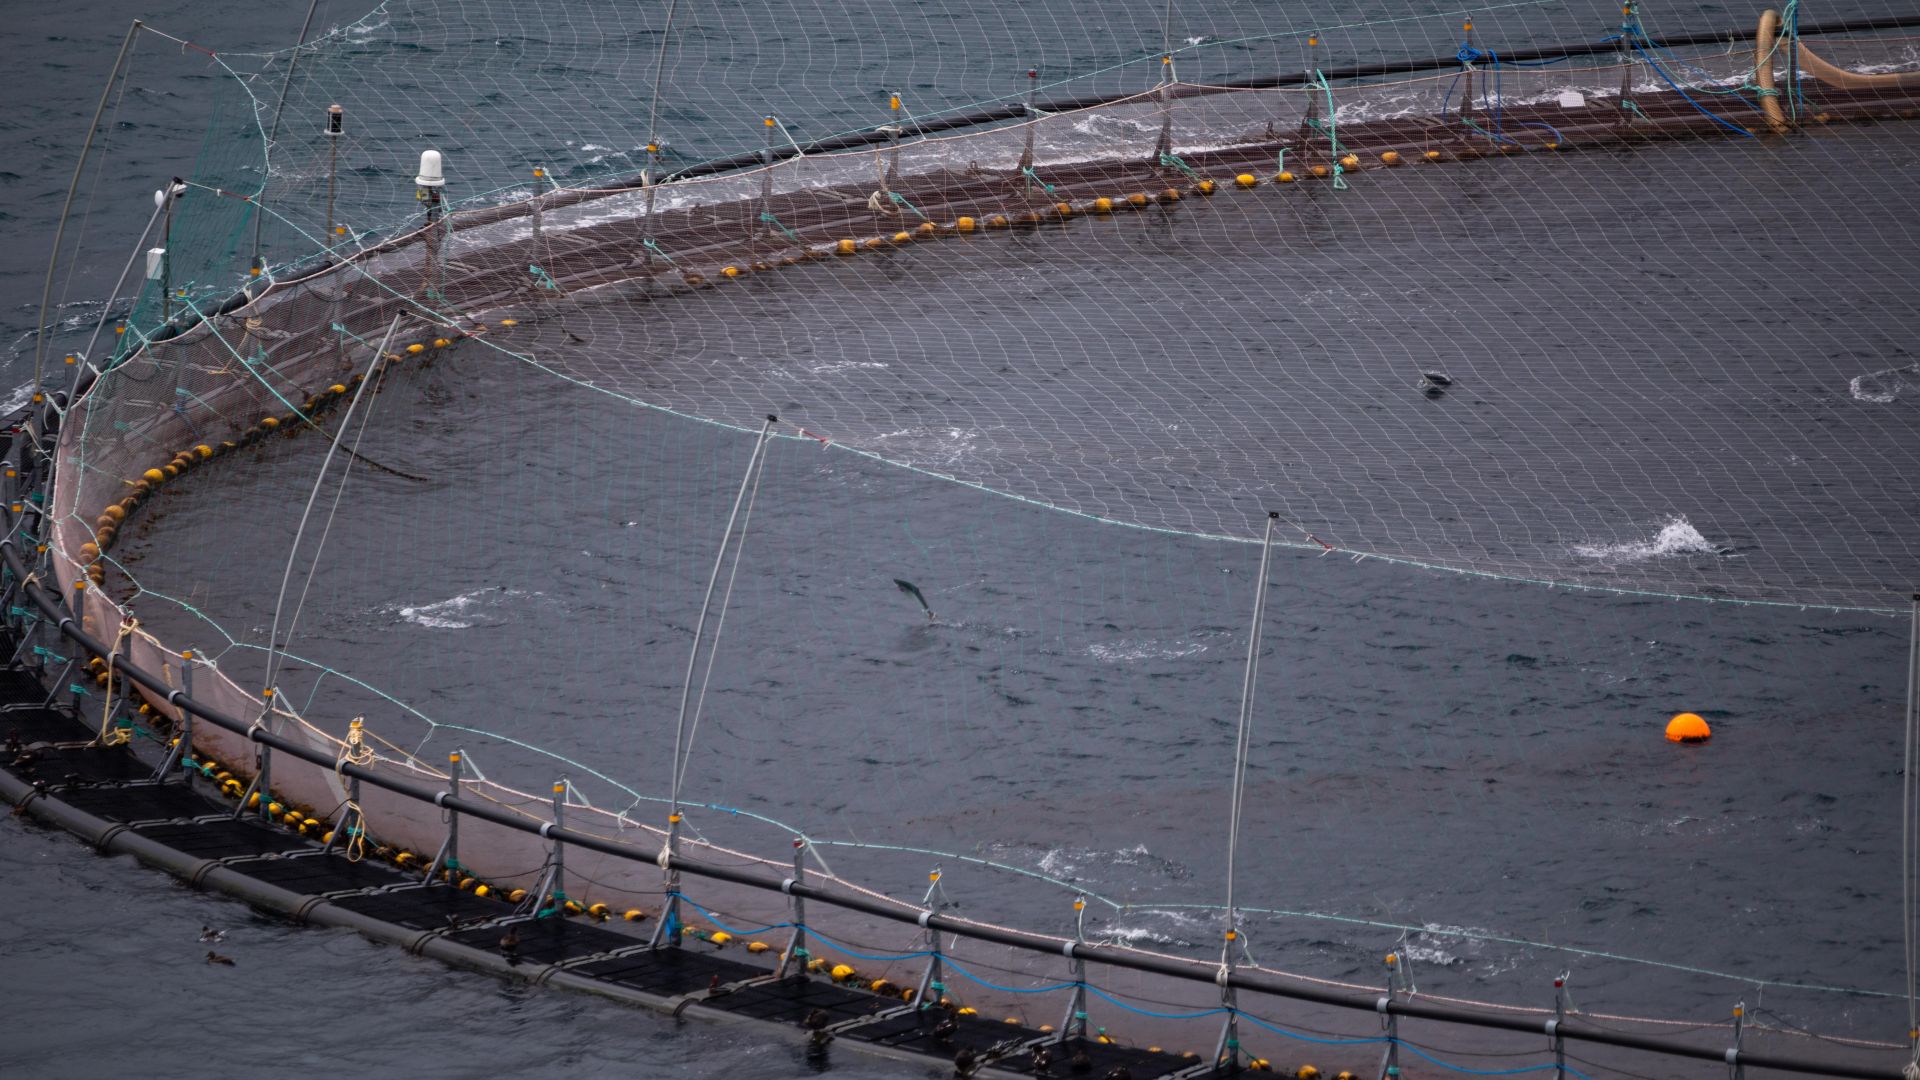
[{"xmin": 1665, "ymin": 713, "xmax": 1711, "ymax": 743}]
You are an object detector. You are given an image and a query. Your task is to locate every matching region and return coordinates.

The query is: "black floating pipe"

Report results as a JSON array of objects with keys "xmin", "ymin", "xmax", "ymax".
[{"xmin": 0, "ymin": 408, "xmax": 1905, "ymax": 1080}]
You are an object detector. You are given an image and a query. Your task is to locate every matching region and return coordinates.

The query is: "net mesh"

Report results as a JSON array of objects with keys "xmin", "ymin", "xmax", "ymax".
[{"xmin": 25, "ymin": 0, "xmax": 1920, "ymax": 1067}]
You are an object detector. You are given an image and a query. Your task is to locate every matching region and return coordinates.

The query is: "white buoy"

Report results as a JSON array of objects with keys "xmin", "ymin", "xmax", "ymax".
[{"xmin": 415, "ymin": 149, "xmax": 446, "ymax": 188}]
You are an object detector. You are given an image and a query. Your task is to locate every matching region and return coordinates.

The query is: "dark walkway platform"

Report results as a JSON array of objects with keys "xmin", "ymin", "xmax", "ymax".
[
  {"xmin": 573, "ymin": 945, "xmax": 769, "ymax": 996},
  {"xmin": 332, "ymin": 884, "xmax": 508, "ymax": 930},
  {"xmin": 841, "ymin": 1005, "xmax": 1047, "ymax": 1058},
  {"xmin": 59, "ymin": 781, "xmax": 220, "ymax": 822},
  {"xmin": 698, "ymin": 972, "xmax": 892, "ymax": 1027},
  {"xmin": 223, "ymin": 851, "xmax": 412, "ymax": 894},
  {"xmin": 446, "ymin": 916, "xmax": 642, "ymax": 965},
  {"xmin": 2, "ymin": 706, "xmax": 90, "ymax": 744},
  {"xmin": 134, "ymin": 818, "xmax": 312, "ymax": 858},
  {"xmin": 0, "ymin": 667, "xmax": 51, "ymax": 703},
  {"xmin": 15, "ymin": 743, "xmax": 149, "ymax": 785}
]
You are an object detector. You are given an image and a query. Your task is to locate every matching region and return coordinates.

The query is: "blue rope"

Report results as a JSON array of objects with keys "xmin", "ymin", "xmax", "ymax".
[
  {"xmin": 1082, "ymin": 983, "xmax": 1227, "ymax": 1021},
  {"xmin": 1396, "ymin": 1040, "xmax": 1597, "ymax": 1080},
  {"xmin": 677, "ymin": 894, "xmax": 791, "ymax": 937},
  {"xmin": 1236, "ymin": 1012, "xmax": 1389, "ymax": 1047},
  {"xmin": 799, "ymin": 924, "xmax": 935, "ymax": 963},
  {"xmin": 1628, "ymin": 38, "xmax": 1752, "ymax": 138},
  {"xmin": 940, "ymin": 957, "xmax": 1076, "ymax": 996}
]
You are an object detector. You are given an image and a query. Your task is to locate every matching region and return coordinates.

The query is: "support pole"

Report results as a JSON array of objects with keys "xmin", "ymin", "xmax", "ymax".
[
  {"xmin": 1618, "ymin": 2, "xmax": 1639, "ymax": 128},
  {"xmin": 757, "ymin": 116, "xmax": 776, "ymax": 242},
  {"xmin": 1019, "ymin": 68, "xmax": 1039, "ymax": 198},
  {"xmin": 549, "ymin": 778, "xmax": 568, "ymax": 908},
  {"xmin": 35, "ymin": 19, "xmax": 140, "ymax": 392},
  {"xmin": 1462, "ymin": 20, "xmax": 1477, "ymax": 124},
  {"xmin": 428, "ymin": 748, "xmax": 463, "ymax": 878},
  {"xmin": 1152, "ymin": 0, "xmax": 1176, "ymax": 160},
  {"xmin": 1377, "ymin": 952, "xmax": 1402, "ymax": 1080},
  {"xmin": 159, "ymin": 179, "xmax": 178, "ymax": 326},
  {"xmin": 1730, "ymin": 1000, "xmax": 1747, "ymax": 1080},
  {"xmin": 1059, "ymin": 895, "xmax": 1090, "ymax": 1040},
  {"xmin": 420, "ymin": 185, "xmax": 443, "ymax": 303},
  {"xmin": 1552, "ymin": 974, "xmax": 1569, "ymax": 1079},
  {"xmin": 777, "ymin": 836, "xmax": 808, "ymax": 978},
  {"xmin": 249, "ymin": 690, "xmax": 274, "ymax": 822},
  {"xmin": 155, "ymin": 649, "xmax": 196, "ymax": 781},
  {"xmin": 913, "ymin": 867, "xmax": 947, "ymax": 1007},
  {"xmin": 885, "ymin": 92, "xmax": 904, "ymax": 187},
  {"xmin": 324, "ymin": 105, "xmax": 343, "ymax": 244}
]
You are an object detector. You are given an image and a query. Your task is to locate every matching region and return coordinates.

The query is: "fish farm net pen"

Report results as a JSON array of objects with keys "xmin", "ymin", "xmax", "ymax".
[{"xmin": 13, "ymin": 0, "xmax": 1920, "ymax": 1076}]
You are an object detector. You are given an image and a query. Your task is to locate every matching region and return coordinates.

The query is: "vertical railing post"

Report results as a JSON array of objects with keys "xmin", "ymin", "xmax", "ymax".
[
  {"xmin": 550, "ymin": 778, "xmax": 567, "ymax": 906},
  {"xmin": 913, "ymin": 867, "xmax": 946, "ymax": 1007},
  {"xmin": 757, "ymin": 116, "xmax": 776, "ymax": 241},
  {"xmin": 650, "ymin": 806, "xmax": 683, "ymax": 947},
  {"xmin": 1551, "ymin": 973, "xmax": 1569, "ymax": 1080},
  {"xmin": 156, "ymin": 649, "xmax": 195, "ymax": 781},
  {"xmin": 777, "ymin": 836, "xmax": 808, "ymax": 978},
  {"xmin": 324, "ymin": 717, "xmax": 366, "ymax": 856},
  {"xmin": 1019, "ymin": 68, "xmax": 1039, "ymax": 199},
  {"xmin": 1729, "ymin": 1000, "xmax": 1746, "ymax": 1080},
  {"xmin": 427, "ymin": 749, "xmax": 464, "ymax": 879},
  {"xmin": 241, "ymin": 689, "xmax": 275, "ymax": 822},
  {"xmin": 414, "ymin": 150, "xmax": 446, "ymax": 304},
  {"xmin": 1377, "ymin": 951, "xmax": 1402, "ymax": 1080},
  {"xmin": 1059, "ymin": 895, "xmax": 1089, "ymax": 1040}
]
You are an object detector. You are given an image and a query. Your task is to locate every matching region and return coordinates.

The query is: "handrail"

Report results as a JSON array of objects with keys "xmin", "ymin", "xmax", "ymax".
[{"xmin": 0, "ymin": 400, "xmax": 1903, "ymax": 1079}]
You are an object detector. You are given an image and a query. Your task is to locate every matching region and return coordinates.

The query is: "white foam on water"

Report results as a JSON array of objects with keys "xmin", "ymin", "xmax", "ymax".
[
  {"xmin": 1572, "ymin": 516, "xmax": 1724, "ymax": 562},
  {"xmin": 0, "ymin": 381, "xmax": 37, "ymax": 417},
  {"xmin": 1849, "ymin": 363, "xmax": 1920, "ymax": 403},
  {"xmin": 392, "ymin": 586, "xmax": 532, "ymax": 629},
  {"xmin": 1088, "ymin": 638, "xmax": 1208, "ymax": 663}
]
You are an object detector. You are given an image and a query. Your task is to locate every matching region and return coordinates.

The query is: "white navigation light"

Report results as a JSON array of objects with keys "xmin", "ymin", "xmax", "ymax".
[{"xmin": 415, "ymin": 149, "xmax": 446, "ymax": 188}]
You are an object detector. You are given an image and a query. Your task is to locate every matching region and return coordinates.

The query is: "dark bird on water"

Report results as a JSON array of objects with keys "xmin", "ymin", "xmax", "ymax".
[
  {"xmin": 1418, "ymin": 371, "xmax": 1453, "ymax": 397},
  {"xmin": 499, "ymin": 925, "xmax": 521, "ymax": 964},
  {"xmin": 953, "ymin": 1047, "xmax": 980, "ymax": 1078},
  {"xmin": 198, "ymin": 926, "xmax": 225, "ymax": 943},
  {"xmin": 1030, "ymin": 1044, "xmax": 1054, "ymax": 1076},
  {"xmin": 932, "ymin": 1012, "xmax": 959, "ymax": 1047},
  {"xmin": 204, "ymin": 951, "xmax": 235, "ymax": 966}
]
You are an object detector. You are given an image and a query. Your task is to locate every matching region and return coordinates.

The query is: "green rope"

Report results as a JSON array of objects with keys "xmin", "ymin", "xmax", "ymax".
[
  {"xmin": 527, "ymin": 265, "xmax": 562, "ymax": 292},
  {"xmin": 1019, "ymin": 166, "xmax": 1056, "ymax": 195},
  {"xmin": 758, "ymin": 211, "xmax": 802, "ymax": 242},
  {"xmin": 887, "ymin": 190, "xmax": 929, "ymax": 220},
  {"xmin": 1156, "ymin": 152, "xmax": 1201, "ymax": 182},
  {"xmin": 641, "ymin": 237, "xmax": 677, "ymax": 266}
]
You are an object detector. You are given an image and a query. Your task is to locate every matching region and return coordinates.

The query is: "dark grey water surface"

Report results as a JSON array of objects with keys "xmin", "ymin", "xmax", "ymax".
[{"xmin": 5, "ymin": 0, "xmax": 1919, "ymax": 1077}]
